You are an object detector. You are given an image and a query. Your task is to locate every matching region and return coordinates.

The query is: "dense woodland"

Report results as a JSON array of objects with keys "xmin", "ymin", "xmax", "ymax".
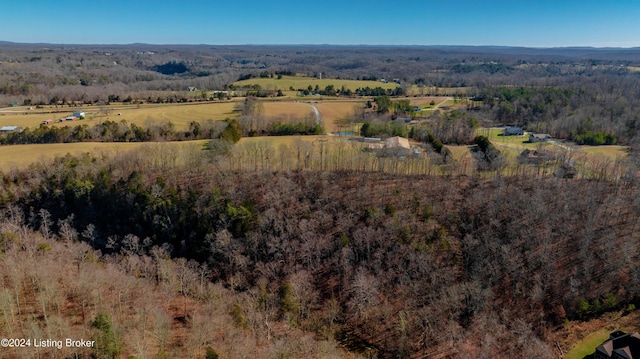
[
  {"xmin": 3, "ymin": 43, "xmax": 640, "ymax": 357},
  {"xmin": 0, "ymin": 145, "xmax": 639, "ymax": 358}
]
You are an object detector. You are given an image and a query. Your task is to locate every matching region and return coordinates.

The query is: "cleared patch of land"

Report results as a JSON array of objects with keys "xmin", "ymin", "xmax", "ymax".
[
  {"xmin": 409, "ymin": 96, "xmax": 448, "ymax": 108},
  {"xmin": 0, "ymin": 100, "xmax": 315, "ymax": 131},
  {"xmin": 314, "ymin": 101, "xmax": 364, "ymax": 132},
  {"xmin": 564, "ymin": 329, "xmax": 609, "ymax": 359},
  {"xmin": 233, "ymin": 75, "xmax": 399, "ymax": 92},
  {"xmin": 0, "ymin": 102, "xmax": 238, "ymax": 130},
  {"xmin": 0, "ymin": 140, "xmax": 209, "ymax": 170},
  {"xmin": 262, "ymin": 101, "xmax": 314, "ymax": 119}
]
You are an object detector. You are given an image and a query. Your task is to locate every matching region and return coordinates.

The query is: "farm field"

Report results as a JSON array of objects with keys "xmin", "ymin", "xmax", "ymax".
[
  {"xmin": 0, "ymin": 140, "xmax": 209, "ymax": 170},
  {"xmin": 314, "ymin": 100, "xmax": 364, "ymax": 132},
  {"xmin": 479, "ymin": 127, "xmax": 629, "ymax": 159},
  {"xmin": 233, "ymin": 75, "xmax": 400, "ymax": 93},
  {"xmin": 262, "ymin": 101, "xmax": 315, "ymax": 119},
  {"xmin": 0, "ymin": 102, "xmax": 237, "ymax": 130},
  {"xmin": 0, "ymin": 100, "xmax": 317, "ymax": 131}
]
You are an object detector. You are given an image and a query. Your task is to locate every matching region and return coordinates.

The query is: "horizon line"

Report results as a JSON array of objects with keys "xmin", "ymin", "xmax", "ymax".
[{"xmin": 1, "ymin": 40, "xmax": 640, "ymax": 50}]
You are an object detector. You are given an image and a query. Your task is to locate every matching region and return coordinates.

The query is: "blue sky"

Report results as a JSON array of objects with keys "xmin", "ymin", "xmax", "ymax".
[{"xmin": 2, "ymin": 0, "xmax": 639, "ymax": 47}]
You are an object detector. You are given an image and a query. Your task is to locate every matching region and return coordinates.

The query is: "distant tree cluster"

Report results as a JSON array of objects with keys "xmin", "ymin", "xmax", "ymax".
[
  {"xmin": 151, "ymin": 61, "xmax": 190, "ymax": 75},
  {"xmin": 360, "ymin": 120, "xmax": 407, "ymax": 138},
  {"xmin": 0, "ymin": 119, "xmax": 229, "ymax": 144},
  {"xmin": 355, "ymin": 86, "xmax": 405, "ymax": 97}
]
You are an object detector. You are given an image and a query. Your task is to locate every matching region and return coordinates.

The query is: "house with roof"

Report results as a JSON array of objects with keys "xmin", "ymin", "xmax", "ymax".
[
  {"xmin": 385, "ymin": 136, "xmax": 410, "ymax": 150},
  {"xmin": 504, "ymin": 126, "xmax": 524, "ymax": 136},
  {"xmin": 594, "ymin": 331, "xmax": 640, "ymax": 359},
  {"xmin": 529, "ymin": 133, "xmax": 551, "ymax": 142},
  {"xmin": 378, "ymin": 136, "xmax": 412, "ymax": 156}
]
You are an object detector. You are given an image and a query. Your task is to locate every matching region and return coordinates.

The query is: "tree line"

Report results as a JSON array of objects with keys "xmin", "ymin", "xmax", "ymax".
[{"xmin": 0, "ymin": 119, "xmax": 237, "ymax": 144}]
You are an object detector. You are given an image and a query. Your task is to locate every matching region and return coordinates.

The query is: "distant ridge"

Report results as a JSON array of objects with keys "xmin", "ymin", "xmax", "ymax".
[{"xmin": 1, "ymin": 40, "xmax": 640, "ymax": 51}]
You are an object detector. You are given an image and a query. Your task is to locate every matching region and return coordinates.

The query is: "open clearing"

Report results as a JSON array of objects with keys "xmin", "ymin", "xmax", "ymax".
[
  {"xmin": 0, "ymin": 102, "xmax": 238, "ymax": 130},
  {"xmin": 0, "ymin": 100, "xmax": 316, "ymax": 131},
  {"xmin": 233, "ymin": 75, "xmax": 399, "ymax": 92},
  {"xmin": 0, "ymin": 140, "xmax": 209, "ymax": 170},
  {"xmin": 564, "ymin": 329, "xmax": 609, "ymax": 359},
  {"xmin": 262, "ymin": 101, "xmax": 314, "ymax": 119}
]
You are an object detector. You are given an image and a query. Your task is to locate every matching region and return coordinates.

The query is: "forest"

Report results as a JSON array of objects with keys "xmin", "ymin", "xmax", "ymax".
[
  {"xmin": 1, "ymin": 143, "xmax": 638, "ymax": 358},
  {"xmin": 2, "ymin": 43, "xmax": 640, "ymax": 358}
]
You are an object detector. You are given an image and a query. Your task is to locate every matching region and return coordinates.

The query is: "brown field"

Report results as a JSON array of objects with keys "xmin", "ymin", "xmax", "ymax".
[
  {"xmin": 0, "ymin": 140, "xmax": 209, "ymax": 170},
  {"xmin": 0, "ymin": 102, "xmax": 238, "ymax": 130},
  {"xmin": 409, "ymin": 96, "xmax": 448, "ymax": 107},
  {"xmin": 577, "ymin": 145, "xmax": 628, "ymax": 159},
  {"xmin": 315, "ymin": 100, "xmax": 365, "ymax": 132},
  {"xmin": 262, "ymin": 101, "xmax": 314, "ymax": 119},
  {"xmin": 0, "ymin": 100, "xmax": 318, "ymax": 131}
]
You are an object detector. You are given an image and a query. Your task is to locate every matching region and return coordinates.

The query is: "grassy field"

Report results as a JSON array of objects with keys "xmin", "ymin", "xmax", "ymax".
[
  {"xmin": 0, "ymin": 102, "xmax": 238, "ymax": 130},
  {"xmin": 0, "ymin": 100, "xmax": 317, "ymax": 131},
  {"xmin": 314, "ymin": 101, "xmax": 364, "ymax": 132},
  {"xmin": 233, "ymin": 76, "xmax": 399, "ymax": 93},
  {"xmin": 564, "ymin": 329, "xmax": 609, "ymax": 359},
  {"xmin": 0, "ymin": 140, "xmax": 209, "ymax": 170},
  {"xmin": 262, "ymin": 101, "xmax": 314, "ymax": 119}
]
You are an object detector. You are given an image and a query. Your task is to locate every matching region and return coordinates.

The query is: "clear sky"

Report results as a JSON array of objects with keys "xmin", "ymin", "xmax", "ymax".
[{"xmin": 2, "ymin": 0, "xmax": 639, "ymax": 47}]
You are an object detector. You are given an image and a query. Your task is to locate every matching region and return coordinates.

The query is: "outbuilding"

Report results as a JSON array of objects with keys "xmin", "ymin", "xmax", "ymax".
[
  {"xmin": 529, "ymin": 133, "xmax": 551, "ymax": 142},
  {"xmin": 504, "ymin": 126, "xmax": 524, "ymax": 136},
  {"xmin": 0, "ymin": 126, "xmax": 23, "ymax": 133}
]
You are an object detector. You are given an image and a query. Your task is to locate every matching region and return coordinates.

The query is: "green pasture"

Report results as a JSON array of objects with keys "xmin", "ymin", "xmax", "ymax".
[
  {"xmin": 233, "ymin": 76, "xmax": 400, "ymax": 93},
  {"xmin": 565, "ymin": 329, "xmax": 609, "ymax": 359}
]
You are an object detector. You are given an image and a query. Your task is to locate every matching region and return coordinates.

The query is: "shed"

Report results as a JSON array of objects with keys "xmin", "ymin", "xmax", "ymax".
[
  {"xmin": 73, "ymin": 111, "xmax": 85, "ymax": 119},
  {"xmin": 0, "ymin": 126, "xmax": 23, "ymax": 133}
]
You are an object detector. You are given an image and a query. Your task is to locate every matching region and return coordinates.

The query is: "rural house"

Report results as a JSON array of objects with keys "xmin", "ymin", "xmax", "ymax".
[
  {"xmin": 73, "ymin": 111, "xmax": 85, "ymax": 119},
  {"xmin": 594, "ymin": 331, "xmax": 640, "ymax": 359},
  {"xmin": 385, "ymin": 136, "xmax": 411, "ymax": 150},
  {"xmin": 380, "ymin": 136, "xmax": 412, "ymax": 156},
  {"xmin": 529, "ymin": 133, "xmax": 551, "ymax": 142},
  {"xmin": 504, "ymin": 126, "xmax": 524, "ymax": 136}
]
